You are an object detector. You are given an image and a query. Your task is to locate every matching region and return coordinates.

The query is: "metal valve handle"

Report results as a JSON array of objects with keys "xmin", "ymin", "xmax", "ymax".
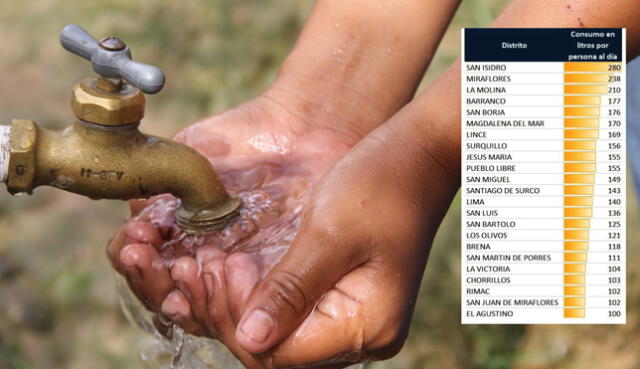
[{"xmin": 60, "ymin": 24, "xmax": 165, "ymax": 94}]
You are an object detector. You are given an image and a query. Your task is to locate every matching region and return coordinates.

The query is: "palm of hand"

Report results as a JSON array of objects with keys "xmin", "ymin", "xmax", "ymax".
[{"xmin": 108, "ymin": 96, "xmax": 376, "ymax": 368}]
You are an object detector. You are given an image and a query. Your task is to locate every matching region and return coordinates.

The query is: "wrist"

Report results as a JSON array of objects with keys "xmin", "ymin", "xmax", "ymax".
[
  {"xmin": 264, "ymin": 70, "xmax": 385, "ymax": 145},
  {"xmin": 409, "ymin": 61, "xmax": 461, "ymax": 184},
  {"xmin": 264, "ymin": 0, "xmax": 459, "ymax": 141},
  {"xmin": 266, "ymin": 29, "xmax": 399, "ymax": 143},
  {"xmin": 356, "ymin": 63, "xmax": 460, "ymax": 228}
]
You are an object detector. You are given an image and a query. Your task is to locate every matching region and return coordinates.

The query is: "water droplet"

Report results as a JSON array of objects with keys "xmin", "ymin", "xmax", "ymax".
[{"xmin": 119, "ymin": 160, "xmax": 316, "ymax": 368}]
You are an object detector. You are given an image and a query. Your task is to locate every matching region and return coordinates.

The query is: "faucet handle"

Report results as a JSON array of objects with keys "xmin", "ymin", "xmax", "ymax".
[{"xmin": 60, "ymin": 24, "xmax": 165, "ymax": 94}]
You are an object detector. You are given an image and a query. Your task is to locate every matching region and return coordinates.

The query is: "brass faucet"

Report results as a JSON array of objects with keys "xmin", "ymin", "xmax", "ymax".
[{"xmin": 0, "ymin": 25, "xmax": 241, "ymax": 234}]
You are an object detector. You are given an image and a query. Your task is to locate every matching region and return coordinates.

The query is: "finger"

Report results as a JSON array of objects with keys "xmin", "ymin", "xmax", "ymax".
[
  {"xmin": 170, "ymin": 256, "xmax": 210, "ymax": 332},
  {"xmin": 268, "ymin": 287, "xmax": 365, "ymax": 367},
  {"xmin": 224, "ymin": 252, "xmax": 260, "ymax": 324},
  {"xmin": 108, "ymin": 219, "xmax": 161, "ymax": 274},
  {"xmin": 161, "ymin": 289, "xmax": 208, "ymax": 336},
  {"xmin": 120, "ymin": 243, "xmax": 174, "ymax": 311},
  {"xmin": 196, "ymin": 245, "xmax": 227, "ymax": 266},
  {"xmin": 203, "ymin": 258, "xmax": 234, "ymax": 340},
  {"xmin": 125, "ymin": 221, "xmax": 162, "ymax": 247},
  {"xmin": 202, "ymin": 259, "xmax": 263, "ymax": 369},
  {"xmin": 270, "ymin": 269, "xmax": 408, "ymax": 368},
  {"xmin": 235, "ymin": 218, "xmax": 366, "ymax": 353}
]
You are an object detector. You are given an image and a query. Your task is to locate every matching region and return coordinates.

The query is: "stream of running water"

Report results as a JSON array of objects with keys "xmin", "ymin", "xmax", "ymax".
[{"xmin": 117, "ymin": 161, "xmax": 365, "ymax": 369}]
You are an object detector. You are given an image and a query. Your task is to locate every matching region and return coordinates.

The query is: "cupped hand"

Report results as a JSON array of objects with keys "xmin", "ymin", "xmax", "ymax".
[
  {"xmin": 107, "ymin": 82, "xmax": 455, "ymax": 369},
  {"xmin": 221, "ymin": 115, "xmax": 457, "ymax": 368},
  {"xmin": 106, "ymin": 90, "xmax": 361, "ymax": 367}
]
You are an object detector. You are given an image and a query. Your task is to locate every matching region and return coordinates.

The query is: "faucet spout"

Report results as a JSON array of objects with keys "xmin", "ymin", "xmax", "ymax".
[
  {"xmin": 1, "ymin": 25, "xmax": 241, "ymax": 234},
  {"xmin": 3, "ymin": 119, "xmax": 240, "ymax": 234}
]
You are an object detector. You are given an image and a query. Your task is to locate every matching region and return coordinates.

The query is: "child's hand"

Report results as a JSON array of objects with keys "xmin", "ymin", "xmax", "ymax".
[
  {"xmin": 106, "ymin": 92, "xmax": 356, "ymax": 366},
  {"xmin": 225, "ymin": 102, "xmax": 458, "ymax": 368},
  {"xmin": 106, "ymin": 0, "xmax": 463, "ymax": 364}
]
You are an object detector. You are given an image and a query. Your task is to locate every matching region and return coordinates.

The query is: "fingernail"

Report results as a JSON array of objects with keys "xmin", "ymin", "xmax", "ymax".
[
  {"xmin": 120, "ymin": 245, "xmax": 140, "ymax": 267},
  {"xmin": 161, "ymin": 290, "xmax": 189, "ymax": 318},
  {"xmin": 120, "ymin": 249, "xmax": 142, "ymax": 281},
  {"xmin": 239, "ymin": 309, "xmax": 273, "ymax": 343}
]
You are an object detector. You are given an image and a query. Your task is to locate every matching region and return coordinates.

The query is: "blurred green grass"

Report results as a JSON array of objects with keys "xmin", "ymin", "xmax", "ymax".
[{"xmin": 0, "ymin": 1, "xmax": 638, "ymax": 369}]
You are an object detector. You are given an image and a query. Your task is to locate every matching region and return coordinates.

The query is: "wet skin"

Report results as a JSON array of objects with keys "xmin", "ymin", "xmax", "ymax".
[
  {"xmin": 108, "ymin": 95, "xmax": 363, "ymax": 368},
  {"xmin": 107, "ymin": 1, "xmax": 640, "ymax": 368},
  {"xmin": 108, "ymin": 85, "xmax": 458, "ymax": 369},
  {"xmin": 106, "ymin": 0, "xmax": 464, "ymax": 365}
]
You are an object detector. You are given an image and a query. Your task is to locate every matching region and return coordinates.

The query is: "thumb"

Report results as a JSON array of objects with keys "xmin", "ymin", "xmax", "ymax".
[{"xmin": 235, "ymin": 223, "xmax": 363, "ymax": 353}]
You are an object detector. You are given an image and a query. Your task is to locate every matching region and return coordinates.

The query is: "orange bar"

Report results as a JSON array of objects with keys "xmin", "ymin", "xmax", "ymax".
[
  {"xmin": 565, "ymin": 118, "xmax": 599, "ymax": 128},
  {"xmin": 565, "ymin": 285, "xmax": 586, "ymax": 295},
  {"xmin": 564, "ymin": 73, "xmax": 611, "ymax": 83},
  {"xmin": 564, "ymin": 129, "xmax": 599, "ymax": 139},
  {"xmin": 565, "ymin": 230, "xmax": 589, "ymax": 240},
  {"xmin": 564, "ymin": 297, "xmax": 586, "ymax": 306},
  {"xmin": 565, "ymin": 107, "xmax": 600, "ymax": 117},
  {"xmin": 564, "ymin": 85, "xmax": 607, "ymax": 94},
  {"xmin": 564, "ymin": 163, "xmax": 596, "ymax": 172},
  {"xmin": 564, "ymin": 96, "xmax": 601, "ymax": 105},
  {"xmin": 564, "ymin": 197, "xmax": 593, "ymax": 206},
  {"xmin": 565, "ymin": 208, "xmax": 593, "ymax": 217},
  {"xmin": 565, "ymin": 151, "xmax": 596, "ymax": 161},
  {"xmin": 565, "ymin": 140, "xmax": 596, "ymax": 150},
  {"xmin": 564, "ymin": 219, "xmax": 591, "ymax": 229},
  {"xmin": 565, "ymin": 241, "xmax": 589, "ymax": 251},
  {"xmin": 565, "ymin": 62, "xmax": 622, "ymax": 72},
  {"xmin": 564, "ymin": 185, "xmax": 594, "ymax": 195},
  {"xmin": 564, "ymin": 174, "xmax": 595, "ymax": 184},
  {"xmin": 565, "ymin": 263, "xmax": 587, "ymax": 273},
  {"xmin": 565, "ymin": 252, "xmax": 588, "ymax": 262},
  {"xmin": 565, "ymin": 274, "xmax": 586, "ymax": 284},
  {"xmin": 564, "ymin": 308, "xmax": 586, "ymax": 318}
]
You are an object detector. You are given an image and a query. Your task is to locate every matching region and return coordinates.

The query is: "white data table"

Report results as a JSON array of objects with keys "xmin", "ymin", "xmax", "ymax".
[{"xmin": 461, "ymin": 28, "xmax": 626, "ymax": 324}]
